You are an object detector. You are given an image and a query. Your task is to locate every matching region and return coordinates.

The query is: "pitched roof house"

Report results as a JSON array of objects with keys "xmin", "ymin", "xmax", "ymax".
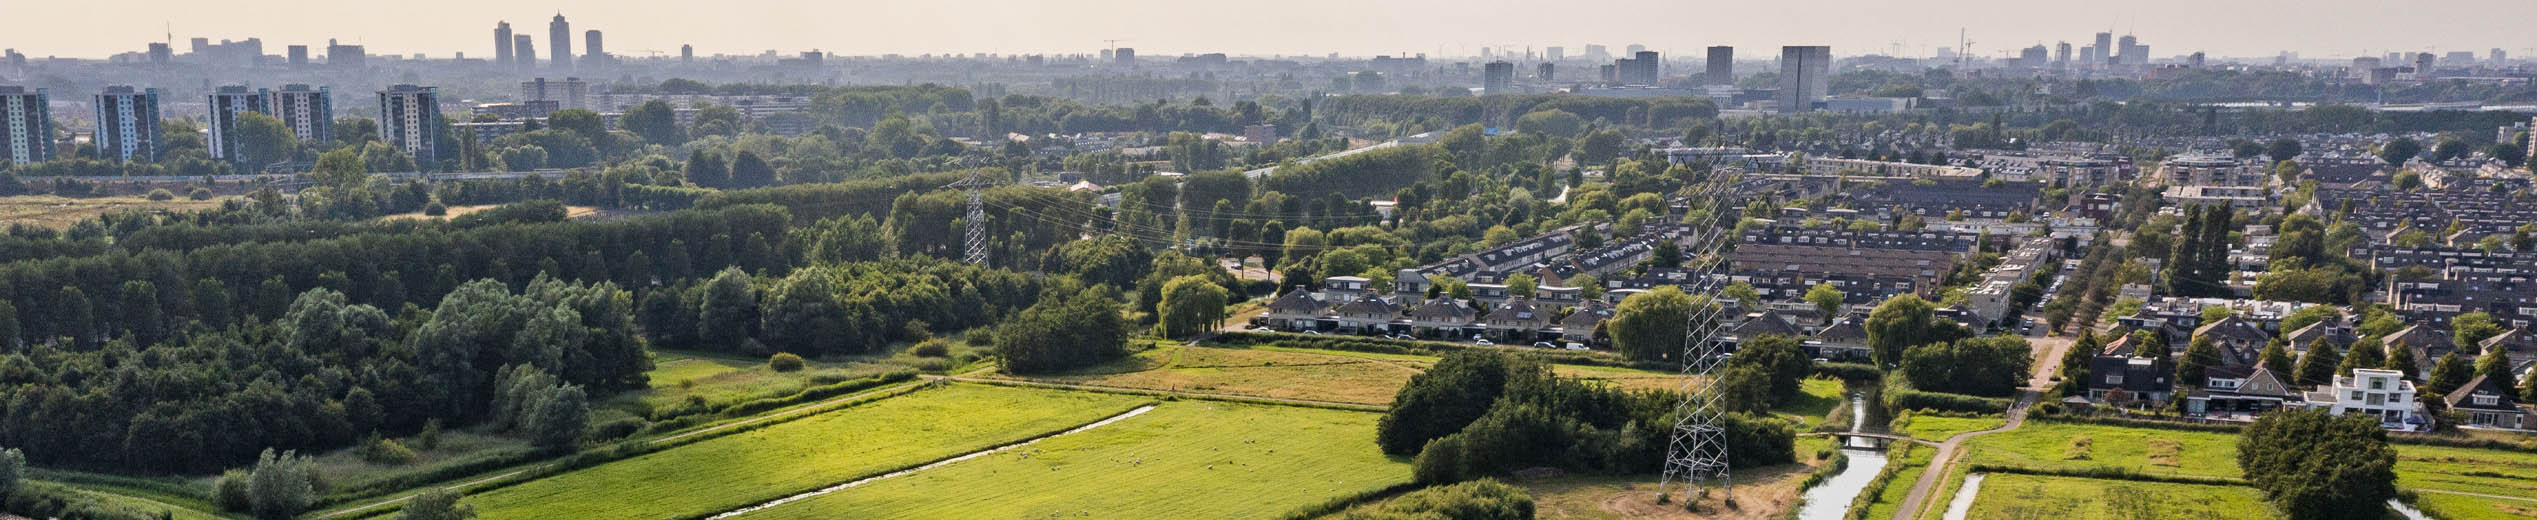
[{"xmin": 2442, "ymin": 374, "xmax": 2528, "ymax": 431}]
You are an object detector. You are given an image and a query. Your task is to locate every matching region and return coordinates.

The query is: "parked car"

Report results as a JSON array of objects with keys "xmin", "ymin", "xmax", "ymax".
[
  {"xmin": 1565, "ymin": 343, "xmax": 1590, "ymax": 351},
  {"xmin": 1532, "ymin": 341, "xmax": 1557, "ymax": 348},
  {"xmin": 1474, "ymin": 339, "xmax": 1494, "ymax": 346}
]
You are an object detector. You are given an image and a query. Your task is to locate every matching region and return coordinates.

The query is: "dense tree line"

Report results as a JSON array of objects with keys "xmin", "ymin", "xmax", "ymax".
[
  {"xmin": 1381, "ymin": 351, "xmax": 1794, "ymax": 486},
  {"xmin": 639, "ymin": 259, "xmax": 1052, "ymax": 357},
  {"xmin": 0, "ymin": 275, "xmax": 643, "ymax": 473},
  {"xmin": 2237, "ymin": 408, "xmax": 2397, "ymax": 520}
]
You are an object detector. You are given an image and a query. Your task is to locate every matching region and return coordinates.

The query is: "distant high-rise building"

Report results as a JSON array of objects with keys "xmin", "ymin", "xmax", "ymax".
[
  {"xmin": 521, "ymin": 77, "xmax": 589, "ymax": 110},
  {"xmin": 287, "ymin": 45, "xmax": 309, "ymax": 68},
  {"xmin": 1625, "ymin": 43, "xmax": 1646, "ymax": 55},
  {"xmin": 1114, "ymin": 47, "xmax": 1136, "ymax": 66},
  {"xmin": 494, "ymin": 22, "xmax": 513, "ymax": 67},
  {"xmin": 2116, "ymin": 34, "xmax": 2140, "ymax": 65},
  {"xmin": 327, "ymin": 39, "xmax": 365, "ymax": 69},
  {"xmin": 1584, "ymin": 44, "xmax": 1609, "ymax": 62},
  {"xmin": 1776, "ymin": 46, "xmax": 1831, "ymax": 113},
  {"xmin": 2443, "ymin": 51, "xmax": 2476, "ymax": 67},
  {"xmin": 2493, "ymin": 48, "xmax": 2508, "ymax": 64},
  {"xmin": 548, "ymin": 14, "xmax": 573, "ymax": 72},
  {"xmin": 1612, "ymin": 51, "xmax": 1658, "ymax": 85},
  {"xmin": 2415, "ymin": 52, "xmax": 2436, "ymax": 77},
  {"xmin": 1482, "ymin": 61, "xmax": 1514, "ymax": 94},
  {"xmin": 92, "ymin": 86, "xmax": 161, "ymax": 162},
  {"xmin": 1705, "ymin": 46, "xmax": 1734, "ymax": 85},
  {"xmin": 1598, "ymin": 64, "xmax": 1617, "ymax": 83},
  {"xmin": 206, "ymin": 85, "xmax": 269, "ymax": 164},
  {"xmin": 584, "ymin": 29, "xmax": 606, "ymax": 69},
  {"xmin": 0, "ymin": 86, "xmax": 54, "ymax": 165},
  {"xmin": 377, "ymin": 85, "xmax": 439, "ymax": 167},
  {"xmin": 2022, "ymin": 45, "xmax": 2049, "ymax": 67},
  {"xmin": 513, "ymin": 35, "xmax": 536, "ymax": 72},
  {"xmin": 147, "ymin": 43, "xmax": 172, "ymax": 64},
  {"xmin": 2054, "ymin": 42, "xmax": 2072, "ymax": 67},
  {"xmin": 1546, "ymin": 46, "xmax": 1563, "ymax": 61},
  {"xmin": 269, "ymin": 84, "xmax": 332, "ymax": 145},
  {"xmin": 681, "ymin": 44, "xmax": 694, "ymax": 63},
  {"xmin": 2079, "ymin": 46, "xmax": 2098, "ymax": 68},
  {"xmin": 2188, "ymin": 51, "xmax": 2205, "ymax": 68},
  {"xmin": 1537, "ymin": 62, "xmax": 1555, "ymax": 81},
  {"xmin": 2093, "ymin": 32, "xmax": 2113, "ymax": 65}
]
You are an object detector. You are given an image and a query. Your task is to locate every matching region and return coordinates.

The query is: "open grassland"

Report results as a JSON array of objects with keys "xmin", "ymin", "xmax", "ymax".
[
  {"xmin": 1856, "ymin": 445, "xmax": 1936, "ymax": 520},
  {"xmin": 2391, "ymin": 443, "xmax": 2537, "ymax": 498},
  {"xmin": 0, "ymin": 194, "xmax": 232, "ymax": 229},
  {"xmin": 462, "ymin": 383, "xmax": 1149, "ymax": 520},
  {"xmin": 376, "ymin": 203, "xmax": 606, "ymax": 221},
  {"xmin": 1894, "ymin": 413, "xmax": 2006, "ymax": 442},
  {"xmin": 993, "ymin": 344, "xmax": 1729, "ymax": 406},
  {"xmin": 610, "ymin": 350, "xmax": 911, "ymax": 415},
  {"xmin": 306, "ymin": 429, "xmax": 531, "ymax": 499},
  {"xmin": 735, "ymin": 401, "xmax": 1409, "ymax": 520},
  {"xmin": 2412, "ymin": 491, "xmax": 2537, "ymax": 520},
  {"xmin": 1963, "ymin": 473, "xmax": 2272, "ymax": 520},
  {"xmin": 21, "ymin": 482, "xmax": 233, "ymax": 520},
  {"xmin": 1959, "ymin": 421, "xmax": 2241, "ymax": 479}
]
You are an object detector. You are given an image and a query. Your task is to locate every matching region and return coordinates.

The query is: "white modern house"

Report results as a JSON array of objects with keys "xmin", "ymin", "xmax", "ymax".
[{"xmin": 2302, "ymin": 368, "xmax": 2426, "ymax": 431}]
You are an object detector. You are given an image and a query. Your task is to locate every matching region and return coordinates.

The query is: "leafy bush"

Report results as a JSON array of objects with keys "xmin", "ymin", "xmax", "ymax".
[
  {"xmin": 214, "ymin": 470, "xmax": 253, "ymax": 512},
  {"xmin": 1341, "ymin": 479, "xmax": 1534, "ymax": 520},
  {"xmin": 1886, "ymin": 387, "xmax": 2012, "ymax": 414},
  {"xmin": 144, "ymin": 188, "xmax": 174, "ymax": 201},
  {"xmin": 361, "ymin": 437, "xmax": 417, "ymax": 465},
  {"xmin": 909, "ymin": 339, "xmax": 951, "ymax": 358},
  {"xmin": 188, "ymin": 186, "xmax": 214, "ymax": 200},
  {"xmin": 768, "ymin": 352, "xmax": 806, "ymax": 372},
  {"xmin": 588, "ymin": 417, "xmax": 646, "ymax": 442},
  {"xmin": 449, "ymin": 199, "xmax": 569, "ymax": 228},
  {"xmin": 423, "ymin": 201, "xmax": 448, "ymax": 216}
]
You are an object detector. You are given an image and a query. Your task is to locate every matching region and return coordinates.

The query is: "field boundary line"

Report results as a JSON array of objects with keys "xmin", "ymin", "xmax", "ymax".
[
  {"xmin": 2413, "ymin": 488, "xmax": 2537, "ymax": 503},
  {"xmin": 305, "ymin": 379, "xmax": 931, "ymax": 520},
  {"xmin": 700, "ymin": 404, "xmax": 1162, "ymax": 519}
]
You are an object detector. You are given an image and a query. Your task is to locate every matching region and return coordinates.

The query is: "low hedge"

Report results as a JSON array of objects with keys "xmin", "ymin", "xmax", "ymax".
[
  {"xmin": 1206, "ymin": 331, "xmax": 1678, "ymax": 371},
  {"xmin": 1886, "ymin": 388, "xmax": 2011, "ymax": 414},
  {"xmin": 2, "ymin": 483, "xmax": 185, "ymax": 520},
  {"xmin": 711, "ymin": 370, "xmax": 917, "ymax": 418},
  {"xmin": 1811, "ymin": 362, "xmax": 1883, "ymax": 382},
  {"xmin": 1843, "ymin": 443, "xmax": 1922, "ymax": 520},
  {"xmin": 1965, "ymin": 463, "xmax": 2247, "ymax": 487}
]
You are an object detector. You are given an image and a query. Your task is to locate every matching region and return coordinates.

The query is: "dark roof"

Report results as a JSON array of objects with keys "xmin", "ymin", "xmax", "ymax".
[
  {"xmin": 2442, "ymin": 374, "xmax": 2522, "ymax": 412},
  {"xmin": 1733, "ymin": 311, "xmax": 1804, "ymax": 338},
  {"xmin": 1267, "ymin": 290, "xmax": 1324, "ymax": 314},
  {"xmin": 2088, "ymin": 355, "xmax": 2174, "ymax": 395},
  {"xmin": 2235, "ymin": 367, "xmax": 2298, "ymax": 398}
]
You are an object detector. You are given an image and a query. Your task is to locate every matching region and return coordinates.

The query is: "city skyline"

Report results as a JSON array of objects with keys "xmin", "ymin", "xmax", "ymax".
[{"xmin": 8, "ymin": 0, "xmax": 2536, "ymax": 61}]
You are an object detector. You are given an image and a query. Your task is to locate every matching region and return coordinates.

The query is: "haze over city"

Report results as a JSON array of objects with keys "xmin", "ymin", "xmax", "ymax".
[{"xmin": 10, "ymin": 0, "xmax": 2537, "ymax": 59}]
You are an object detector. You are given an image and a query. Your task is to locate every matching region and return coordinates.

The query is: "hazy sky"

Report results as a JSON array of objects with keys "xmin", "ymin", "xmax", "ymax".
[{"xmin": 13, "ymin": 0, "xmax": 2536, "ymax": 61}]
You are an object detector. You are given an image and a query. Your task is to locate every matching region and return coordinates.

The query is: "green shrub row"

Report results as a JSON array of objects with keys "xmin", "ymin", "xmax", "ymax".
[
  {"xmin": 1811, "ymin": 362, "xmax": 1883, "ymax": 382},
  {"xmin": 1885, "ymin": 388, "xmax": 2011, "ymax": 414},
  {"xmin": 1964, "ymin": 463, "xmax": 2248, "ymax": 487},
  {"xmin": 2, "ymin": 483, "xmax": 185, "ymax": 520},
  {"xmin": 1843, "ymin": 443, "xmax": 1922, "ymax": 520},
  {"xmin": 1206, "ymin": 331, "xmax": 1675, "ymax": 371}
]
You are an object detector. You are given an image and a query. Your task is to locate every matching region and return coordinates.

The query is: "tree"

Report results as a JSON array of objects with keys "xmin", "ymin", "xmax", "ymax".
[
  {"xmin": 1503, "ymin": 274, "xmax": 1538, "ymax": 300},
  {"xmin": 995, "ymin": 289, "xmax": 1128, "ymax": 374},
  {"xmin": 621, "ymin": 100, "xmax": 684, "ymax": 145},
  {"xmin": 2237, "ymin": 408, "xmax": 2397, "ymax": 520},
  {"xmin": 696, "ymin": 267, "xmax": 757, "ymax": 348},
  {"xmin": 527, "ymin": 384, "xmax": 589, "ymax": 452},
  {"xmin": 1377, "ymin": 351, "xmax": 1522, "ymax": 455},
  {"xmin": 0, "ymin": 447, "xmax": 21, "ymax": 498},
  {"xmin": 310, "ymin": 147, "xmax": 368, "ymax": 187},
  {"xmin": 2257, "ymin": 341, "xmax": 2295, "ymax": 377},
  {"xmin": 683, "ymin": 149, "xmax": 729, "ymax": 188},
  {"xmin": 2339, "ymin": 338, "xmax": 2386, "ymax": 377},
  {"xmin": 247, "ymin": 448, "xmax": 315, "ymax": 520},
  {"xmin": 360, "ymin": 140, "xmax": 417, "ymax": 173},
  {"xmin": 2429, "ymin": 138, "xmax": 2470, "ymax": 163},
  {"xmin": 2382, "ymin": 341, "xmax": 2419, "ymax": 381},
  {"xmin": 2295, "ymin": 342, "xmax": 2342, "ymax": 386},
  {"xmin": 2451, "ymin": 312, "xmax": 2503, "ymax": 352},
  {"xmin": 1577, "ymin": 129, "xmax": 1624, "ymax": 165},
  {"xmin": 1607, "ymin": 286, "xmax": 1694, "ymax": 361},
  {"xmin": 1514, "ymin": 109, "xmax": 1585, "ymax": 138},
  {"xmin": 2426, "ymin": 353, "xmax": 2474, "ymax": 396},
  {"xmin": 1900, "ymin": 336, "xmax": 2033, "ymax": 397},
  {"xmin": 2523, "ymin": 365, "xmax": 2537, "ymax": 404},
  {"xmin": 1732, "ymin": 334, "xmax": 1814, "ymax": 405},
  {"xmin": 2266, "ymin": 138, "xmax": 2303, "ymax": 164},
  {"xmin": 233, "ymin": 112, "xmax": 297, "ymax": 168},
  {"xmin": 2378, "ymin": 137, "xmax": 2422, "ymax": 166},
  {"xmin": 2178, "ymin": 335, "xmax": 2224, "ymax": 388},
  {"xmin": 1155, "ymin": 274, "xmax": 1229, "ymax": 338},
  {"xmin": 1722, "ymin": 282, "xmax": 1761, "ymax": 310},
  {"xmin": 397, "ymin": 488, "xmax": 477, "ymax": 520},
  {"xmin": 1804, "ymin": 282, "xmax": 1844, "ymax": 323},
  {"xmin": 728, "ymin": 150, "xmax": 777, "ymax": 188},
  {"xmin": 1865, "ymin": 294, "xmax": 1965, "ymax": 367},
  {"xmin": 2477, "ymin": 345, "xmax": 2516, "ymax": 386}
]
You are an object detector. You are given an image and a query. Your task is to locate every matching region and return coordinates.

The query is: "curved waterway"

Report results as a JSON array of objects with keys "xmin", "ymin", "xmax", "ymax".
[{"xmin": 1794, "ymin": 394, "xmax": 1891, "ymax": 520}]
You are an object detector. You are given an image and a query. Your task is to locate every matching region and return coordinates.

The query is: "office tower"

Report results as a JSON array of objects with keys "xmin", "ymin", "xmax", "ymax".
[
  {"xmin": 2415, "ymin": 53, "xmax": 2436, "ymax": 77},
  {"xmin": 494, "ymin": 22, "xmax": 513, "ymax": 66},
  {"xmin": 1776, "ymin": 46, "xmax": 1830, "ymax": 113},
  {"xmin": 2115, "ymin": 34, "xmax": 2138, "ymax": 65},
  {"xmin": 93, "ymin": 86, "xmax": 161, "ymax": 162},
  {"xmin": 1115, "ymin": 47, "xmax": 1136, "ymax": 66},
  {"xmin": 1584, "ymin": 44, "xmax": 1608, "ymax": 62},
  {"xmin": 549, "ymin": 14, "xmax": 572, "ymax": 72},
  {"xmin": 2093, "ymin": 32, "xmax": 2113, "ymax": 66},
  {"xmin": 1626, "ymin": 43, "xmax": 1645, "ymax": 55},
  {"xmin": 514, "ymin": 35, "xmax": 536, "ymax": 72},
  {"xmin": 1483, "ymin": 61, "xmax": 1513, "ymax": 94},
  {"xmin": 1537, "ymin": 62, "xmax": 1554, "ymax": 81},
  {"xmin": 2022, "ymin": 45, "xmax": 2049, "ymax": 67},
  {"xmin": 2493, "ymin": 49, "xmax": 2508, "ymax": 64},
  {"xmin": 327, "ymin": 39, "xmax": 365, "ymax": 69},
  {"xmin": 2080, "ymin": 46, "xmax": 2097, "ymax": 68},
  {"xmin": 206, "ymin": 86, "xmax": 269, "ymax": 164},
  {"xmin": 1546, "ymin": 46, "xmax": 1563, "ymax": 61},
  {"xmin": 0, "ymin": 86, "xmax": 54, "ymax": 165},
  {"xmin": 1615, "ymin": 50, "xmax": 1658, "ymax": 85},
  {"xmin": 1706, "ymin": 46, "xmax": 1733, "ymax": 85},
  {"xmin": 2054, "ymin": 42, "xmax": 2072, "ymax": 66},
  {"xmin": 147, "ymin": 43, "xmax": 172, "ymax": 64},
  {"xmin": 287, "ymin": 45, "xmax": 309, "ymax": 68},
  {"xmin": 681, "ymin": 44, "xmax": 693, "ymax": 63},
  {"xmin": 1599, "ymin": 64, "xmax": 1616, "ymax": 82},
  {"xmin": 2188, "ymin": 51, "xmax": 2205, "ymax": 68},
  {"xmin": 584, "ymin": 29, "xmax": 605, "ymax": 69},
  {"xmin": 377, "ymin": 85, "xmax": 439, "ymax": 166},
  {"xmin": 269, "ymin": 84, "xmax": 332, "ymax": 144},
  {"xmin": 521, "ymin": 77, "xmax": 588, "ymax": 110}
]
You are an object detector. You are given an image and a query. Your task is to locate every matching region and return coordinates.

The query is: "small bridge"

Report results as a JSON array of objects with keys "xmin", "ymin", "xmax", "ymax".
[{"xmin": 1801, "ymin": 431, "xmax": 1937, "ymax": 447}]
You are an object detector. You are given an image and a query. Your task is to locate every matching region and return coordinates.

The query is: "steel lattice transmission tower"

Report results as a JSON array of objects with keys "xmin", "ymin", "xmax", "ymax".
[
  {"xmin": 1657, "ymin": 177, "xmax": 1741, "ymax": 506},
  {"xmin": 943, "ymin": 170, "xmax": 998, "ymax": 266}
]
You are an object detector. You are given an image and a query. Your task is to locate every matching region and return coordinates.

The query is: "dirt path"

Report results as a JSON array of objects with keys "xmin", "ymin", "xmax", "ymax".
[
  {"xmin": 307, "ymin": 380, "xmax": 927, "ymax": 519},
  {"xmin": 1888, "ymin": 333, "xmax": 2072, "ymax": 520}
]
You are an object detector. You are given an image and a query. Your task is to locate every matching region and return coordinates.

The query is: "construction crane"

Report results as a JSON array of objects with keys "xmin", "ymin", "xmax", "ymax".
[{"xmin": 1102, "ymin": 39, "xmax": 1129, "ymax": 50}]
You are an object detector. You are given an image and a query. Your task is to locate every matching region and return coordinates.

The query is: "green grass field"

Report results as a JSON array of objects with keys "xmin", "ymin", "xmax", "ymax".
[
  {"xmin": 997, "ymin": 344, "xmax": 1714, "ymax": 407},
  {"xmin": 1959, "ymin": 421, "xmax": 2241, "ymax": 479},
  {"xmin": 1895, "ymin": 413, "xmax": 2005, "ymax": 442},
  {"xmin": 306, "ymin": 429, "xmax": 533, "ymax": 499},
  {"xmin": 2411, "ymin": 491, "xmax": 2537, "ymax": 520},
  {"xmin": 2391, "ymin": 443, "xmax": 2537, "ymax": 497},
  {"xmin": 461, "ymin": 383, "xmax": 1150, "ymax": 520},
  {"xmin": 1962, "ymin": 473, "xmax": 2272, "ymax": 520},
  {"xmin": 22, "ymin": 482, "xmax": 234, "ymax": 520},
  {"xmin": 1855, "ymin": 444, "xmax": 1935, "ymax": 520},
  {"xmin": 733, "ymin": 400, "xmax": 1411, "ymax": 519},
  {"xmin": 615, "ymin": 350, "xmax": 910, "ymax": 414}
]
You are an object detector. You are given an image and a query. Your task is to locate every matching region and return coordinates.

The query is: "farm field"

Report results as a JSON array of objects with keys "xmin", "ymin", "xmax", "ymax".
[
  {"xmin": 459, "ymin": 383, "xmax": 1149, "ymax": 520},
  {"xmin": 2411, "ymin": 491, "xmax": 2537, "ymax": 520},
  {"xmin": 992, "ymin": 343, "xmax": 1725, "ymax": 406},
  {"xmin": 1961, "ymin": 473, "xmax": 2272, "ymax": 520},
  {"xmin": 1894, "ymin": 413, "xmax": 2006, "ymax": 441},
  {"xmin": 0, "ymin": 194, "xmax": 233, "ymax": 229},
  {"xmin": 733, "ymin": 400, "xmax": 1409, "ymax": 519},
  {"xmin": 1957, "ymin": 421, "xmax": 2241, "ymax": 478}
]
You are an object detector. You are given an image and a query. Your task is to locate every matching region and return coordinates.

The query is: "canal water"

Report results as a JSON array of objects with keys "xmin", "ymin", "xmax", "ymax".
[{"xmin": 1795, "ymin": 394, "xmax": 1892, "ymax": 520}]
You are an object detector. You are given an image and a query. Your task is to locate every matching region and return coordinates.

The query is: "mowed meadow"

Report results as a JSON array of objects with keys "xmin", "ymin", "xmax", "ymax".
[{"xmin": 459, "ymin": 383, "xmax": 1150, "ymax": 520}]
